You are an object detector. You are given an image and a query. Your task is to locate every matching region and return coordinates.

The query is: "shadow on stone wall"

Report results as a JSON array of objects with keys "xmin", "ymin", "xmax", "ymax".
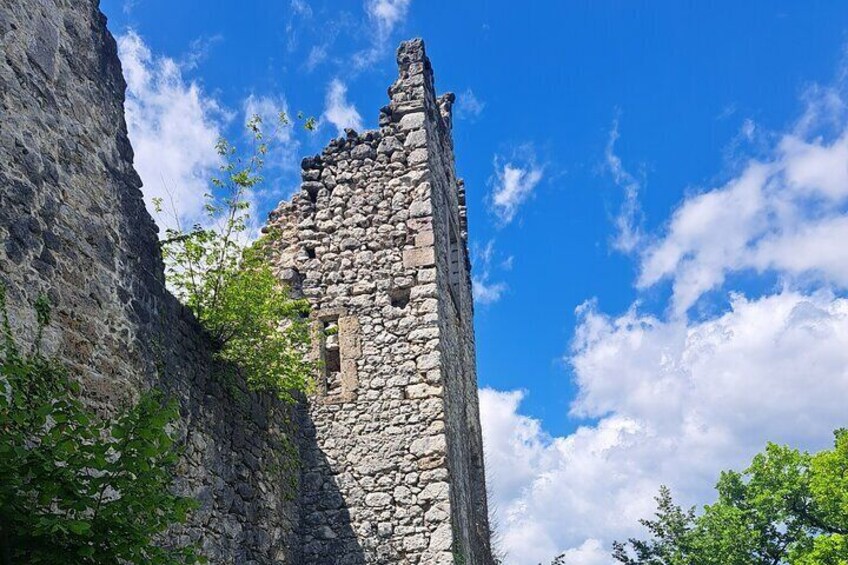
[
  {"xmin": 297, "ymin": 406, "xmax": 367, "ymax": 565},
  {"xmin": 116, "ymin": 289, "xmax": 306, "ymax": 562}
]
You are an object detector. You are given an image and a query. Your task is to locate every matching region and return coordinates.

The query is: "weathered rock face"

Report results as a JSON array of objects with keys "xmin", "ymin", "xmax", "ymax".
[
  {"xmin": 0, "ymin": 1, "xmax": 300, "ymax": 562},
  {"xmin": 268, "ymin": 39, "xmax": 494, "ymax": 564}
]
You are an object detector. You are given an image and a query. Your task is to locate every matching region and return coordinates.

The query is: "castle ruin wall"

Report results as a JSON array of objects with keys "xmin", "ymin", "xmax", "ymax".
[
  {"xmin": 0, "ymin": 2, "xmax": 300, "ymax": 562},
  {"xmin": 0, "ymin": 1, "xmax": 493, "ymax": 562},
  {"xmin": 267, "ymin": 39, "xmax": 493, "ymax": 564}
]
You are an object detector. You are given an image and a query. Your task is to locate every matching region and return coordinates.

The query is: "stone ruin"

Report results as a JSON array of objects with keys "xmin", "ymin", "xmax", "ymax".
[
  {"xmin": 270, "ymin": 38, "xmax": 492, "ymax": 563},
  {"xmin": 0, "ymin": 1, "xmax": 493, "ymax": 563}
]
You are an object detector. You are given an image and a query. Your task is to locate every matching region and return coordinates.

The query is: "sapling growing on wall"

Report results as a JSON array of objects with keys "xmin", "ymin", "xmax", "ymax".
[{"xmin": 154, "ymin": 112, "xmax": 316, "ymax": 402}]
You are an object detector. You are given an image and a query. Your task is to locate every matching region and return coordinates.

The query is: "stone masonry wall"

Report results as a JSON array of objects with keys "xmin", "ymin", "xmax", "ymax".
[
  {"xmin": 0, "ymin": 1, "xmax": 493, "ymax": 562},
  {"xmin": 0, "ymin": 2, "xmax": 301, "ymax": 562},
  {"xmin": 267, "ymin": 39, "xmax": 493, "ymax": 564}
]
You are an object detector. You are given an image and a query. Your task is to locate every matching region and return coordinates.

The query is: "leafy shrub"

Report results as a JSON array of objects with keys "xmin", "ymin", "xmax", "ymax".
[
  {"xmin": 0, "ymin": 284, "xmax": 202, "ymax": 564},
  {"xmin": 155, "ymin": 113, "xmax": 314, "ymax": 402}
]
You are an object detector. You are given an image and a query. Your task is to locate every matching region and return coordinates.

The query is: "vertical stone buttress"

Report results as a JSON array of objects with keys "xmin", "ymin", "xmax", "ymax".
[{"xmin": 267, "ymin": 39, "xmax": 493, "ymax": 564}]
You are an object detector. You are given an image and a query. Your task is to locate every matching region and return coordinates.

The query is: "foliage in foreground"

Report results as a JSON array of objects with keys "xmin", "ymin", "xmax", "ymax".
[
  {"xmin": 155, "ymin": 112, "xmax": 315, "ymax": 402},
  {"xmin": 0, "ymin": 285, "xmax": 201, "ymax": 565},
  {"xmin": 612, "ymin": 430, "xmax": 848, "ymax": 565}
]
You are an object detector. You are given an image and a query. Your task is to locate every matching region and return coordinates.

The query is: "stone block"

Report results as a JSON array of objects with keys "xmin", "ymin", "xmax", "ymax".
[
  {"xmin": 418, "ymin": 481, "xmax": 450, "ymax": 502},
  {"xmin": 416, "ymin": 351, "xmax": 440, "ymax": 371},
  {"xmin": 409, "ymin": 199, "xmax": 432, "ymax": 218},
  {"xmin": 406, "ymin": 383, "xmax": 441, "ymax": 399},
  {"xmin": 409, "ymin": 435, "xmax": 446, "ymax": 458},
  {"xmin": 415, "ymin": 230, "xmax": 435, "ymax": 247},
  {"xmin": 403, "ymin": 247, "xmax": 435, "ymax": 268},
  {"xmin": 404, "ymin": 129, "xmax": 427, "ymax": 148},
  {"xmin": 365, "ymin": 493, "xmax": 392, "ymax": 507},
  {"xmin": 428, "ymin": 524, "xmax": 453, "ymax": 551},
  {"xmin": 399, "ymin": 112, "xmax": 426, "ymax": 131},
  {"xmin": 408, "ymin": 148, "xmax": 429, "ymax": 165},
  {"xmin": 338, "ymin": 316, "xmax": 361, "ymax": 358}
]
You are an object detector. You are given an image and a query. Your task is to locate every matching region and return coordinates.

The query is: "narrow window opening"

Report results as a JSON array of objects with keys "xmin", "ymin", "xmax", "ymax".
[
  {"xmin": 305, "ymin": 187, "xmax": 319, "ymax": 204},
  {"xmin": 305, "ymin": 246, "xmax": 316, "ymax": 259},
  {"xmin": 323, "ymin": 319, "xmax": 341, "ymax": 394},
  {"xmin": 389, "ymin": 287, "xmax": 411, "ymax": 309}
]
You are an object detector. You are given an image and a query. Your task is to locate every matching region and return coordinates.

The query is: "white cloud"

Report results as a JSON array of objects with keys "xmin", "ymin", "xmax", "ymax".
[
  {"xmin": 323, "ymin": 79, "xmax": 363, "ymax": 134},
  {"xmin": 472, "ymin": 240, "xmax": 508, "ymax": 305},
  {"xmin": 180, "ymin": 34, "xmax": 223, "ymax": 71},
  {"xmin": 557, "ymin": 539, "xmax": 610, "ymax": 565},
  {"xmin": 491, "ymin": 150, "xmax": 544, "ymax": 224},
  {"xmin": 483, "ymin": 291, "xmax": 848, "ymax": 565},
  {"xmin": 740, "ymin": 118, "xmax": 756, "ymax": 140},
  {"xmin": 482, "ymin": 49, "xmax": 848, "ymax": 565},
  {"xmin": 473, "ymin": 279, "xmax": 507, "ymax": 305},
  {"xmin": 638, "ymin": 84, "xmax": 848, "ymax": 314},
  {"xmin": 354, "ymin": 0, "xmax": 412, "ymax": 68},
  {"xmin": 605, "ymin": 117, "xmax": 644, "ymax": 253},
  {"xmin": 471, "ymin": 277, "xmax": 507, "ymax": 304},
  {"xmin": 366, "ymin": 0, "xmax": 411, "ymax": 39},
  {"xmin": 122, "ymin": 0, "xmax": 138, "ymax": 15},
  {"xmin": 117, "ymin": 31, "xmax": 224, "ymax": 232},
  {"xmin": 305, "ymin": 44, "xmax": 328, "ymax": 71},
  {"xmin": 456, "ymin": 88, "xmax": 485, "ymax": 121},
  {"xmin": 291, "ymin": 0, "xmax": 312, "ymax": 17}
]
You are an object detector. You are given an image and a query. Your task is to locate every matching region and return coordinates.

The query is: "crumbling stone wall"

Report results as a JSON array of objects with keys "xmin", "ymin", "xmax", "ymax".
[
  {"xmin": 268, "ymin": 39, "xmax": 493, "ymax": 564},
  {"xmin": 0, "ymin": 1, "xmax": 301, "ymax": 562},
  {"xmin": 1, "ymin": 1, "xmax": 493, "ymax": 562}
]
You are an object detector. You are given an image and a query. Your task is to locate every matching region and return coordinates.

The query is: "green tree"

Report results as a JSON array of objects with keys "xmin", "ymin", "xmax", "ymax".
[
  {"xmin": 154, "ymin": 112, "xmax": 315, "ymax": 402},
  {"xmin": 0, "ymin": 284, "xmax": 201, "ymax": 564},
  {"xmin": 613, "ymin": 431, "xmax": 848, "ymax": 565},
  {"xmin": 612, "ymin": 485, "xmax": 695, "ymax": 565}
]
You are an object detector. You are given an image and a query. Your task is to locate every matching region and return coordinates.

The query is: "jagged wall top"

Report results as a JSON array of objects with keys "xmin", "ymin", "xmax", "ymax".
[
  {"xmin": 268, "ymin": 38, "xmax": 458, "ymax": 226},
  {"xmin": 385, "ymin": 39, "xmax": 456, "ymax": 139}
]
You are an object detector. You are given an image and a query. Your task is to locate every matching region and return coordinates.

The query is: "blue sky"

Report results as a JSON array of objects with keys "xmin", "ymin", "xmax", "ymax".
[{"xmin": 102, "ymin": 1, "xmax": 848, "ymax": 563}]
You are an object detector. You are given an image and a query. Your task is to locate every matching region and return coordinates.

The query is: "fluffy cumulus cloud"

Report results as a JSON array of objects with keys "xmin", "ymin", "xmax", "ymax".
[
  {"xmin": 117, "ymin": 31, "xmax": 224, "ymax": 231},
  {"xmin": 637, "ymin": 83, "xmax": 848, "ymax": 315},
  {"xmin": 483, "ymin": 57, "xmax": 848, "ymax": 564},
  {"xmin": 323, "ymin": 79, "xmax": 363, "ymax": 135},
  {"xmin": 484, "ymin": 292, "xmax": 848, "ymax": 564},
  {"xmin": 490, "ymin": 149, "xmax": 545, "ymax": 224}
]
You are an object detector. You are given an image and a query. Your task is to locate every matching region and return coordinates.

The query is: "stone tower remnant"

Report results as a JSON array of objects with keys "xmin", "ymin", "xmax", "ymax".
[{"xmin": 267, "ymin": 39, "xmax": 494, "ymax": 564}]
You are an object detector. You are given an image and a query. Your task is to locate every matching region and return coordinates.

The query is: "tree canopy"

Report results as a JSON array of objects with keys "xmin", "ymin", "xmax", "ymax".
[{"xmin": 613, "ymin": 430, "xmax": 848, "ymax": 565}]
